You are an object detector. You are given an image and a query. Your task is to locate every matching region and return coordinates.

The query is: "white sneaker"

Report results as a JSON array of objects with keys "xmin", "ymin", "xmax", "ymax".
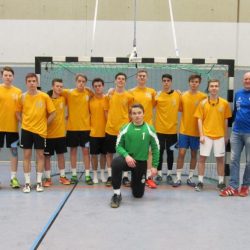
[
  {"xmin": 23, "ymin": 183, "xmax": 31, "ymax": 193},
  {"xmin": 36, "ymin": 183, "xmax": 44, "ymax": 192},
  {"xmin": 93, "ymin": 178, "xmax": 99, "ymax": 184},
  {"xmin": 101, "ymin": 177, "xmax": 107, "ymax": 183}
]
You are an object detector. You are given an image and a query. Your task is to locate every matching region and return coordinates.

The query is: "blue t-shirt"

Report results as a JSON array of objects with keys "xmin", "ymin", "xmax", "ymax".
[{"xmin": 233, "ymin": 88, "xmax": 250, "ymax": 133}]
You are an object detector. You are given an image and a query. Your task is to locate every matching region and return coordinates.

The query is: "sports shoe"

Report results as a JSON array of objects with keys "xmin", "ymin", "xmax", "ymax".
[
  {"xmin": 101, "ymin": 176, "xmax": 107, "ymax": 183},
  {"xmin": 122, "ymin": 177, "xmax": 131, "ymax": 187},
  {"xmin": 220, "ymin": 186, "xmax": 239, "ymax": 197},
  {"xmin": 23, "ymin": 183, "xmax": 31, "ymax": 193},
  {"xmin": 217, "ymin": 182, "xmax": 226, "ymax": 191},
  {"xmin": 195, "ymin": 182, "xmax": 204, "ymax": 192},
  {"xmin": 110, "ymin": 194, "xmax": 122, "ymax": 208},
  {"xmin": 166, "ymin": 175, "xmax": 174, "ymax": 185},
  {"xmin": 106, "ymin": 176, "xmax": 112, "ymax": 187},
  {"xmin": 70, "ymin": 175, "xmax": 78, "ymax": 184},
  {"xmin": 10, "ymin": 177, "xmax": 20, "ymax": 188},
  {"xmin": 172, "ymin": 179, "xmax": 182, "ymax": 187},
  {"xmin": 85, "ymin": 176, "xmax": 94, "ymax": 185},
  {"xmin": 154, "ymin": 175, "xmax": 162, "ymax": 185},
  {"xmin": 239, "ymin": 186, "xmax": 249, "ymax": 197},
  {"xmin": 43, "ymin": 178, "xmax": 52, "ymax": 187},
  {"xmin": 187, "ymin": 178, "xmax": 196, "ymax": 187},
  {"xmin": 93, "ymin": 178, "xmax": 99, "ymax": 184},
  {"xmin": 36, "ymin": 183, "xmax": 44, "ymax": 192},
  {"xmin": 59, "ymin": 176, "xmax": 70, "ymax": 185},
  {"xmin": 146, "ymin": 178, "xmax": 157, "ymax": 189}
]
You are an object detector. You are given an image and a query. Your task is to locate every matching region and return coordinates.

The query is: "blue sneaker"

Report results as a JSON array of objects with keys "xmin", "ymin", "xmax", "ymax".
[
  {"xmin": 172, "ymin": 179, "xmax": 182, "ymax": 187},
  {"xmin": 187, "ymin": 178, "xmax": 196, "ymax": 187}
]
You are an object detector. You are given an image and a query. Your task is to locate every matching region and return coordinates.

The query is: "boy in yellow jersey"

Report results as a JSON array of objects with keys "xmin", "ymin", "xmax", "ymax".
[
  {"xmin": 89, "ymin": 78, "xmax": 107, "ymax": 184},
  {"xmin": 16, "ymin": 73, "xmax": 56, "ymax": 193},
  {"xmin": 64, "ymin": 74, "xmax": 93, "ymax": 185},
  {"xmin": 43, "ymin": 79, "xmax": 70, "ymax": 187},
  {"xmin": 173, "ymin": 74, "xmax": 207, "ymax": 187},
  {"xmin": 154, "ymin": 74, "xmax": 181, "ymax": 185},
  {"xmin": 104, "ymin": 72, "xmax": 134, "ymax": 187},
  {"xmin": 0, "ymin": 66, "xmax": 22, "ymax": 188},
  {"xmin": 129, "ymin": 69, "xmax": 157, "ymax": 188},
  {"xmin": 194, "ymin": 79, "xmax": 231, "ymax": 191}
]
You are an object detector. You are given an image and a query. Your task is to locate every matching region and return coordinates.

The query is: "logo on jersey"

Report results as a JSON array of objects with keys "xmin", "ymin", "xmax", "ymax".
[
  {"xmin": 12, "ymin": 93, "xmax": 18, "ymax": 100},
  {"xmin": 145, "ymin": 92, "xmax": 152, "ymax": 99},
  {"xmin": 36, "ymin": 101, "xmax": 44, "ymax": 108}
]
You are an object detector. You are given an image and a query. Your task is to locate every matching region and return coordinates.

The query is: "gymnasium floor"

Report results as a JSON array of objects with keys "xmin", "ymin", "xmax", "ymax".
[{"xmin": 0, "ymin": 162, "xmax": 250, "ymax": 250}]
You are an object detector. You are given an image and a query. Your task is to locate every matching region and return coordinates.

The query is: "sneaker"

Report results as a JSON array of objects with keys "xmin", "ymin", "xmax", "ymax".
[
  {"xmin": 43, "ymin": 178, "xmax": 52, "ymax": 187},
  {"xmin": 122, "ymin": 177, "xmax": 131, "ymax": 187},
  {"xmin": 217, "ymin": 182, "xmax": 226, "ymax": 191},
  {"xmin": 187, "ymin": 178, "xmax": 196, "ymax": 187},
  {"xmin": 106, "ymin": 176, "xmax": 112, "ymax": 187},
  {"xmin": 154, "ymin": 175, "xmax": 162, "ymax": 185},
  {"xmin": 110, "ymin": 194, "xmax": 122, "ymax": 208},
  {"xmin": 36, "ymin": 183, "xmax": 44, "ymax": 192},
  {"xmin": 146, "ymin": 178, "xmax": 157, "ymax": 189},
  {"xmin": 101, "ymin": 176, "xmax": 107, "ymax": 183},
  {"xmin": 85, "ymin": 176, "xmax": 94, "ymax": 185},
  {"xmin": 166, "ymin": 175, "xmax": 174, "ymax": 185},
  {"xmin": 70, "ymin": 175, "xmax": 78, "ymax": 184},
  {"xmin": 59, "ymin": 176, "xmax": 70, "ymax": 185},
  {"xmin": 172, "ymin": 179, "xmax": 182, "ymax": 187},
  {"xmin": 10, "ymin": 177, "xmax": 20, "ymax": 188},
  {"xmin": 220, "ymin": 186, "xmax": 239, "ymax": 197},
  {"xmin": 195, "ymin": 182, "xmax": 204, "ymax": 192},
  {"xmin": 93, "ymin": 178, "xmax": 99, "ymax": 184},
  {"xmin": 23, "ymin": 183, "xmax": 31, "ymax": 193},
  {"xmin": 239, "ymin": 186, "xmax": 249, "ymax": 197}
]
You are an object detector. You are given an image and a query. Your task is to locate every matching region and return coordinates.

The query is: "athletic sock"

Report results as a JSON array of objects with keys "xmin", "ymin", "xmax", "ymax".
[
  {"xmin": 218, "ymin": 176, "xmax": 224, "ymax": 183},
  {"xmin": 45, "ymin": 170, "xmax": 51, "ymax": 178},
  {"xmin": 11, "ymin": 171, "xmax": 16, "ymax": 180},
  {"xmin": 60, "ymin": 169, "xmax": 65, "ymax": 177},
  {"xmin": 93, "ymin": 170, "xmax": 98, "ymax": 180},
  {"xmin": 188, "ymin": 170, "xmax": 194, "ymax": 179},
  {"xmin": 85, "ymin": 169, "xmax": 90, "ymax": 177},
  {"xmin": 158, "ymin": 170, "xmax": 162, "ymax": 177},
  {"xmin": 24, "ymin": 173, "xmax": 31, "ymax": 184},
  {"xmin": 100, "ymin": 169, "xmax": 105, "ymax": 179},
  {"xmin": 123, "ymin": 171, "xmax": 128, "ymax": 178},
  {"xmin": 107, "ymin": 167, "xmax": 112, "ymax": 177},
  {"xmin": 72, "ymin": 168, "xmax": 77, "ymax": 176},
  {"xmin": 198, "ymin": 175, "xmax": 204, "ymax": 183},
  {"xmin": 114, "ymin": 189, "xmax": 121, "ymax": 195},
  {"xmin": 37, "ymin": 172, "xmax": 43, "ymax": 183},
  {"xmin": 167, "ymin": 170, "xmax": 172, "ymax": 176},
  {"xmin": 176, "ymin": 169, "xmax": 182, "ymax": 180}
]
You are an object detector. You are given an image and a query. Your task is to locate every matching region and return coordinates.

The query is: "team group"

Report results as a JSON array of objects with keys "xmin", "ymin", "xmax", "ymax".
[{"xmin": 0, "ymin": 66, "xmax": 250, "ymax": 200}]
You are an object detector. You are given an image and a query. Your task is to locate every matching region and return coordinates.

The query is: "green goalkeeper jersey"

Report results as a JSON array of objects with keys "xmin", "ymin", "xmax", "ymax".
[{"xmin": 116, "ymin": 122, "xmax": 160, "ymax": 168}]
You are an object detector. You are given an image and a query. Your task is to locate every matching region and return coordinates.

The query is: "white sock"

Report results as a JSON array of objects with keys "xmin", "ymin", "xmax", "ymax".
[
  {"xmin": 198, "ymin": 175, "xmax": 204, "ymax": 183},
  {"xmin": 101, "ymin": 169, "xmax": 105, "ymax": 179},
  {"xmin": 188, "ymin": 170, "xmax": 194, "ymax": 179},
  {"xmin": 24, "ymin": 173, "xmax": 31, "ymax": 184},
  {"xmin": 72, "ymin": 168, "xmax": 77, "ymax": 176},
  {"xmin": 60, "ymin": 169, "xmax": 65, "ymax": 177},
  {"xmin": 45, "ymin": 170, "xmax": 51, "ymax": 178},
  {"xmin": 11, "ymin": 171, "xmax": 16, "ymax": 179},
  {"xmin": 167, "ymin": 170, "xmax": 172, "ymax": 176},
  {"xmin": 93, "ymin": 170, "xmax": 98, "ymax": 180},
  {"xmin": 123, "ymin": 171, "xmax": 128, "ymax": 178},
  {"xmin": 218, "ymin": 176, "xmax": 224, "ymax": 183},
  {"xmin": 114, "ymin": 189, "xmax": 121, "ymax": 195},
  {"xmin": 158, "ymin": 170, "xmax": 162, "ymax": 177},
  {"xmin": 176, "ymin": 169, "xmax": 182, "ymax": 180},
  {"xmin": 37, "ymin": 172, "xmax": 43, "ymax": 183},
  {"xmin": 107, "ymin": 167, "xmax": 112, "ymax": 177},
  {"xmin": 85, "ymin": 169, "xmax": 90, "ymax": 177}
]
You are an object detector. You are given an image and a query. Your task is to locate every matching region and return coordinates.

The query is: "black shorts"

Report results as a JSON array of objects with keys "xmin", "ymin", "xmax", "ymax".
[
  {"xmin": 0, "ymin": 132, "xmax": 19, "ymax": 148},
  {"xmin": 105, "ymin": 133, "xmax": 117, "ymax": 154},
  {"xmin": 157, "ymin": 133, "xmax": 178, "ymax": 150},
  {"xmin": 44, "ymin": 137, "xmax": 67, "ymax": 156},
  {"xmin": 66, "ymin": 130, "xmax": 90, "ymax": 148},
  {"xmin": 20, "ymin": 129, "xmax": 46, "ymax": 150},
  {"xmin": 90, "ymin": 137, "xmax": 106, "ymax": 155}
]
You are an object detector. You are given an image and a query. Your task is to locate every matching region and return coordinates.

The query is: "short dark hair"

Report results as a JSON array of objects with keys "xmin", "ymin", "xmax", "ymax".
[
  {"xmin": 25, "ymin": 73, "xmax": 38, "ymax": 82},
  {"xmin": 162, "ymin": 74, "xmax": 172, "ymax": 81},
  {"xmin": 137, "ymin": 69, "xmax": 148, "ymax": 75},
  {"xmin": 188, "ymin": 74, "xmax": 202, "ymax": 83},
  {"xmin": 115, "ymin": 72, "xmax": 127, "ymax": 80},
  {"xmin": 75, "ymin": 74, "xmax": 88, "ymax": 82},
  {"xmin": 206, "ymin": 79, "xmax": 220, "ymax": 92},
  {"xmin": 130, "ymin": 103, "xmax": 144, "ymax": 113},
  {"xmin": 92, "ymin": 77, "xmax": 104, "ymax": 87},
  {"xmin": 1, "ymin": 66, "xmax": 14, "ymax": 76},
  {"xmin": 52, "ymin": 78, "xmax": 63, "ymax": 86}
]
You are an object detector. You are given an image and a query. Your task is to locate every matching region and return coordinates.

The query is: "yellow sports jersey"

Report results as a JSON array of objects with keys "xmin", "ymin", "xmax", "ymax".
[
  {"xmin": 47, "ymin": 96, "xmax": 66, "ymax": 138},
  {"xmin": 129, "ymin": 87, "xmax": 156, "ymax": 124},
  {"xmin": 179, "ymin": 91, "xmax": 207, "ymax": 136},
  {"xmin": 0, "ymin": 84, "xmax": 22, "ymax": 132},
  {"xmin": 63, "ymin": 88, "xmax": 91, "ymax": 131},
  {"xmin": 17, "ymin": 91, "xmax": 55, "ymax": 138},
  {"xmin": 194, "ymin": 97, "xmax": 232, "ymax": 138},
  {"xmin": 104, "ymin": 91, "xmax": 133, "ymax": 136},
  {"xmin": 155, "ymin": 90, "xmax": 181, "ymax": 134},
  {"xmin": 89, "ymin": 95, "xmax": 107, "ymax": 137}
]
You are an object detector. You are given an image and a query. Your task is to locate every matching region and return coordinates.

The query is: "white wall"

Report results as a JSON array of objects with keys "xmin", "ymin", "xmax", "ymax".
[{"xmin": 0, "ymin": 20, "xmax": 249, "ymax": 66}]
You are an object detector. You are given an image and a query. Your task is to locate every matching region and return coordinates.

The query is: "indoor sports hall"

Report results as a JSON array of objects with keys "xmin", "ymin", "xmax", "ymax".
[{"xmin": 0, "ymin": 1, "xmax": 250, "ymax": 250}]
